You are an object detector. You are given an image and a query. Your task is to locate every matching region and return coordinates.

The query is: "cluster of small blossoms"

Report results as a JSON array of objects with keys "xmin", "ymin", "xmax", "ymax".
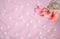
[{"xmin": 34, "ymin": 5, "xmax": 57, "ymax": 21}]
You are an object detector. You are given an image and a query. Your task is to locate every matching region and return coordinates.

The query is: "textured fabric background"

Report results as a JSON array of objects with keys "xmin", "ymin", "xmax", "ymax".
[{"xmin": 0, "ymin": 0, "xmax": 60, "ymax": 39}]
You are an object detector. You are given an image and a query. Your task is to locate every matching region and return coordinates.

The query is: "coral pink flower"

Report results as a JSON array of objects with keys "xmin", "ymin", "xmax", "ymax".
[{"xmin": 34, "ymin": 5, "xmax": 57, "ymax": 21}]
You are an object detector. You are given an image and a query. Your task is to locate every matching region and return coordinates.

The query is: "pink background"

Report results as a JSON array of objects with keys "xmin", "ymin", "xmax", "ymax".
[{"xmin": 0, "ymin": 0, "xmax": 60, "ymax": 39}]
